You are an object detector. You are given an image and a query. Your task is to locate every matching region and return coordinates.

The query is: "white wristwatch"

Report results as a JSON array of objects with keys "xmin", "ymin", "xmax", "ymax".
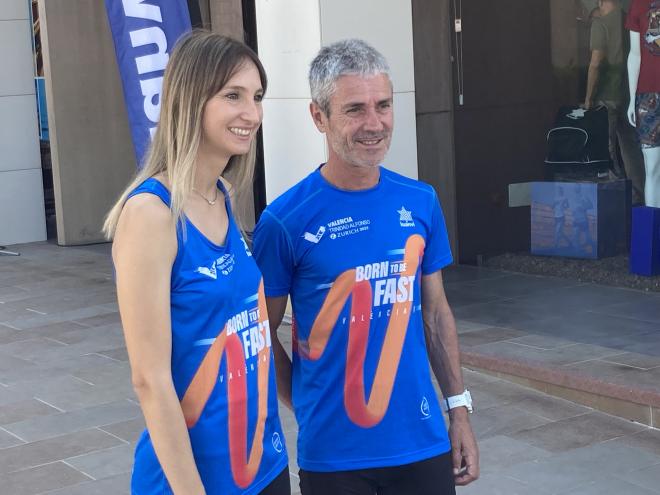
[{"xmin": 444, "ymin": 389, "xmax": 473, "ymax": 413}]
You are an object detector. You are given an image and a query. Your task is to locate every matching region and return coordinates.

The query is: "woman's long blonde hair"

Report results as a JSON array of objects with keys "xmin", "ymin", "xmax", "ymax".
[{"xmin": 103, "ymin": 31, "xmax": 267, "ymax": 239}]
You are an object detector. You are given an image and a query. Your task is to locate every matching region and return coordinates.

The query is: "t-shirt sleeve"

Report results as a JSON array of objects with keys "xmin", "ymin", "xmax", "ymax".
[
  {"xmin": 590, "ymin": 20, "xmax": 607, "ymax": 51},
  {"xmin": 252, "ymin": 209, "xmax": 295, "ymax": 297},
  {"xmin": 421, "ymin": 190, "xmax": 453, "ymax": 274},
  {"xmin": 625, "ymin": 0, "xmax": 642, "ymax": 32}
]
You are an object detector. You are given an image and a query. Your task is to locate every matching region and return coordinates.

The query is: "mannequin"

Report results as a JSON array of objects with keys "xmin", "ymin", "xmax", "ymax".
[{"xmin": 626, "ymin": 0, "xmax": 660, "ymax": 207}]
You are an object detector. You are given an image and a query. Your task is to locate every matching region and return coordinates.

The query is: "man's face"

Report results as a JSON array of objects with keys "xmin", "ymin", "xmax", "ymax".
[{"xmin": 311, "ymin": 73, "xmax": 393, "ymax": 169}]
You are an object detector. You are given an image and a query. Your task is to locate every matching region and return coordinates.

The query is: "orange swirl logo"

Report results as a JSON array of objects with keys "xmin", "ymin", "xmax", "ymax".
[
  {"xmin": 294, "ymin": 234, "xmax": 425, "ymax": 428},
  {"xmin": 180, "ymin": 280, "xmax": 270, "ymax": 488}
]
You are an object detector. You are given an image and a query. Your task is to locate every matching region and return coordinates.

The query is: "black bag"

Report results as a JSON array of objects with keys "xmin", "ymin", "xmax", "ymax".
[{"xmin": 545, "ymin": 105, "xmax": 612, "ymax": 181}]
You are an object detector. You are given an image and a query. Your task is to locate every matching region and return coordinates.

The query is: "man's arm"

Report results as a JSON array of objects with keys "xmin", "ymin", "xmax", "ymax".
[
  {"xmin": 421, "ymin": 269, "xmax": 478, "ymax": 486},
  {"xmin": 584, "ymin": 49, "xmax": 605, "ymax": 109},
  {"xmin": 265, "ymin": 295, "xmax": 293, "ymax": 410}
]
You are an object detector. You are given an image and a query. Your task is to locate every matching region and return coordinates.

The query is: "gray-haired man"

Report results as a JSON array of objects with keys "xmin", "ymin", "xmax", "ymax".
[{"xmin": 253, "ymin": 39, "xmax": 478, "ymax": 494}]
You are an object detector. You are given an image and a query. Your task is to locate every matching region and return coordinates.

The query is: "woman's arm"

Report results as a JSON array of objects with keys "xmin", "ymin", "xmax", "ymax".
[{"xmin": 113, "ymin": 194, "xmax": 205, "ymax": 495}]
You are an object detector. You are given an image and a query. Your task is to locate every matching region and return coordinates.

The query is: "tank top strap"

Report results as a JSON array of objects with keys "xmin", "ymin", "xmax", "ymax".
[{"xmin": 127, "ymin": 178, "xmax": 172, "ymax": 208}]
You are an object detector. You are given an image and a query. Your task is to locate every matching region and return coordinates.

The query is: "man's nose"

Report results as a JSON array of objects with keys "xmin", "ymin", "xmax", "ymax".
[{"xmin": 363, "ymin": 106, "xmax": 384, "ymax": 131}]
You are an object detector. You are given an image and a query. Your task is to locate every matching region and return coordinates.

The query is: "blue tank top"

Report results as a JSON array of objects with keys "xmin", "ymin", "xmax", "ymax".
[{"xmin": 127, "ymin": 178, "xmax": 288, "ymax": 494}]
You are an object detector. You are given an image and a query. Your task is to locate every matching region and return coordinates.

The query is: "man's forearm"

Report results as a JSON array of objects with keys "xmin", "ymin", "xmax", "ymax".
[
  {"xmin": 585, "ymin": 63, "xmax": 600, "ymax": 106},
  {"xmin": 424, "ymin": 301, "xmax": 465, "ymax": 398}
]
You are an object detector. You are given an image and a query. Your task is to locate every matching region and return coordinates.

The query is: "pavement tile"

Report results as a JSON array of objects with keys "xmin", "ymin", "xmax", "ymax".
[
  {"xmin": 0, "ymin": 399, "xmax": 60, "ymax": 425},
  {"xmin": 513, "ymin": 392, "xmax": 591, "ymax": 422},
  {"xmin": 506, "ymin": 334, "xmax": 577, "ymax": 350},
  {"xmin": 470, "ymin": 403, "xmax": 552, "ymax": 440},
  {"xmin": 0, "ymin": 337, "xmax": 68, "ymax": 362},
  {"xmin": 475, "ymin": 435, "xmax": 552, "ymax": 475},
  {"xmin": 562, "ymin": 359, "xmax": 648, "ymax": 382},
  {"xmin": 444, "ymin": 286, "xmax": 505, "ymax": 309},
  {"xmin": 607, "ymin": 428, "xmax": 660, "ymax": 457},
  {"xmin": 548, "ymin": 441, "xmax": 660, "ymax": 477},
  {"xmin": 455, "ymin": 273, "xmax": 579, "ymax": 299},
  {"xmin": 0, "ymin": 461, "xmax": 91, "ymax": 495},
  {"xmin": 441, "ymin": 265, "xmax": 508, "ymax": 284},
  {"xmin": 459, "ymin": 474, "xmax": 536, "ymax": 495},
  {"xmin": 0, "ymin": 428, "xmax": 123, "ymax": 475},
  {"xmin": 96, "ymin": 347, "xmax": 129, "ymax": 362},
  {"xmin": 509, "ymin": 411, "xmax": 647, "ymax": 453},
  {"xmin": 458, "ymin": 327, "xmax": 527, "ymax": 347},
  {"xmin": 65, "ymin": 443, "xmax": 134, "ymax": 480},
  {"xmin": 469, "ymin": 379, "xmax": 536, "ymax": 411},
  {"xmin": 39, "ymin": 472, "xmax": 131, "ymax": 495},
  {"xmin": 6, "ymin": 375, "xmax": 128, "ymax": 411},
  {"xmin": 3, "ymin": 399, "xmax": 141, "ymax": 442},
  {"xmin": 99, "ymin": 416, "xmax": 145, "ymax": 443},
  {"xmin": 603, "ymin": 352, "xmax": 660, "ymax": 370},
  {"xmin": 561, "ymin": 476, "xmax": 660, "ymax": 494},
  {"xmin": 592, "ymin": 297, "xmax": 660, "ymax": 324},
  {"xmin": 72, "ymin": 312, "xmax": 120, "ymax": 328},
  {"xmin": 0, "ymin": 427, "xmax": 25, "ymax": 448},
  {"xmin": 454, "ymin": 320, "xmax": 494, "ymax": 334},
  {"xmin": 615, "ymin": 462, "xmax": 660, "ymax": 493}
]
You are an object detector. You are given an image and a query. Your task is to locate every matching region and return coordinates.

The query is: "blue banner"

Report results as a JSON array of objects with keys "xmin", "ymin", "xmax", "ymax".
[{"xmin": 105, "ymin": 0, "xmax": 192, "ymax": 165}]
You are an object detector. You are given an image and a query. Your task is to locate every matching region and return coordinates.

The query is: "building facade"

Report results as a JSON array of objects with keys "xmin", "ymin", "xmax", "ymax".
[{"xmin": 2, "ymin": 0, "xmax": 614, "ymax": 263}]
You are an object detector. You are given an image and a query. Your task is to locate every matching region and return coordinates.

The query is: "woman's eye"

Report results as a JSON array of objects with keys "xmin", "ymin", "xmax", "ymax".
[
  {"xmin": 255, "ymin": 94, "xmax": 264, "ymax": 102},
  {"xmin": 225, "ymin": 93, "xmax": 239, "ymax": 100}
]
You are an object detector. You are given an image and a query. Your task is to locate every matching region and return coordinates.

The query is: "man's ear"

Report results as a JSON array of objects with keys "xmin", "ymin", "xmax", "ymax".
[{"xmin": 310, "ymin": 102, "xmax": 327, "ymax": 133}]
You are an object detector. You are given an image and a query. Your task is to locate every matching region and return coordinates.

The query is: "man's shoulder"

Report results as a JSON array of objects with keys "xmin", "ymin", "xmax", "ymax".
[
  {"xmin": 381, "ymin": 167, "xmax": 436, "ymax": 198},
  {"xmin": 261, "ymin": 168, "xmax": 324, "ymax": 225}
]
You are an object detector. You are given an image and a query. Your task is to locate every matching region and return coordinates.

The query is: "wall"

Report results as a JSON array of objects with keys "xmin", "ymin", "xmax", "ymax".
[
  {"xmin": 39, "ymin": 0, "xmax": 135, "ymax": 245},
  {"xmin": 0, "ymin": 0, "xmax": 46, "ymax": 245},
  {"xmin": 411, "ymin": 0, "xmax": 458, "ymax": 257},
  {"xmin": 255, "ymin": 0, "xmax": 419, "ymax": 203}
]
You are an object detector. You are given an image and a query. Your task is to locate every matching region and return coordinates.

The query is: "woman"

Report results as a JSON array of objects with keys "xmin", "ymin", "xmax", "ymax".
[{"xmin": 103, "ymin": 32, "xmax": 290, "ymax": 495}]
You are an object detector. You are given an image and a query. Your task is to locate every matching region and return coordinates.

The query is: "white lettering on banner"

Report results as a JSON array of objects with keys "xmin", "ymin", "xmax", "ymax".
[
  {"xmin": 140, "ymin": 76, "xmax": 163, "ymax": 123},
  {"xmin": 120, "ymin": 0, "xmax": 166, "ymax": 134},
  {"xmin": 130, "ymin": 27, "xmax": 169, "ymax": 75},
  {"xmin": 122, "ymin": 0, "xmax": 163, "ymax": 22}
]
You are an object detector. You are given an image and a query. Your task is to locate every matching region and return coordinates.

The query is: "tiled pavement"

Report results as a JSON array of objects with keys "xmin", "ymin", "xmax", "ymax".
[{"xmin": 0, "ymin": 242, "xmax": 659, "ymax": 494}]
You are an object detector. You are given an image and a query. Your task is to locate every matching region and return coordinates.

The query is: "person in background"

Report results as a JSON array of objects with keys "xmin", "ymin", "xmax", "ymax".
[{"xmin": 584, "ymin": 0, "xmax": 646, "ymax": 204}]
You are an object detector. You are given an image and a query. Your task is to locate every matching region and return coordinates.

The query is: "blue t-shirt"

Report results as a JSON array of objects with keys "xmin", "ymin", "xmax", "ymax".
[
  {"xmin": 128, "ymin": 179, "xmax": 288, "ymax": 494},
  {"xmin": 252, "ymin": 166, "xmax": 453, "ymax": 472}
]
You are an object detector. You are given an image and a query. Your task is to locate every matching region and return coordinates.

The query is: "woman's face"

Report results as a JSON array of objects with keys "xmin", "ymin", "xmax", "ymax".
[{"xmin": 200, "ymin": 60, "xmax": 264, "ymax": 161}]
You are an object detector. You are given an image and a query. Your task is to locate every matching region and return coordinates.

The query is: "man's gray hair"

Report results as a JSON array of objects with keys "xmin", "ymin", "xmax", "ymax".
[{"xmin": 309, "ymin": 39, "xmax": 391, "ymax": 116}]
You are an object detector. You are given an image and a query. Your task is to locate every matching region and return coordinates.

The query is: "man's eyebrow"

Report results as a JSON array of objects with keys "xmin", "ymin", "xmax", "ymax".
[{"xmin": 341, "ymin": 101, "xmax": 365, "ymax": 110}]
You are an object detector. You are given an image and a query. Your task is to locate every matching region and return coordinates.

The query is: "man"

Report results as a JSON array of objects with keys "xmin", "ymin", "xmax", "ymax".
[
  {"xmin": 252, "ymin": 39, "xmax": 478, "ymax": 494},
  {"xmin": 584, "ymin": 0, "xmax": 646, "ymax": 203}
]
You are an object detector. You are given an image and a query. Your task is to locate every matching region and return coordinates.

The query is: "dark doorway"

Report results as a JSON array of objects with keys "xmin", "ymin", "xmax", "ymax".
[{"xmin": 451, "ymin": 0, "xmax": 555, "ymax": 263}]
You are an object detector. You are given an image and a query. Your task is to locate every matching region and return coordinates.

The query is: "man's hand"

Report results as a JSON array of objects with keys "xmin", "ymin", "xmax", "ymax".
[
  {"xmin": 448, "ymin": 408, "xmax": 479, "ymax": 486},
  {"xmin": 581, "ymin": 100, "xmax": 593, "ymax": 110}
]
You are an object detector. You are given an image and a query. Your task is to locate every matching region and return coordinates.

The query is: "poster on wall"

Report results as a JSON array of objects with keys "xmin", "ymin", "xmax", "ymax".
[{"xmin": 104, "ymin": 0, "xmax": 192, "ymax": 165}]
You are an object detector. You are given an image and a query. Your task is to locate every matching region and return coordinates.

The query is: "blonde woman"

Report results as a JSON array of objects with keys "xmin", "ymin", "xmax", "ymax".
[{"xmin": 104, "ymin": 32, "xmax": 289, "ymax": 495}]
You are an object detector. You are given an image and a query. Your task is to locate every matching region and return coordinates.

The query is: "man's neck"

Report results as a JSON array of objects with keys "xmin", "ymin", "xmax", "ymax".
[{"xmin": 320, "ymin": 159, "xmax": 380, "ymax": 191}]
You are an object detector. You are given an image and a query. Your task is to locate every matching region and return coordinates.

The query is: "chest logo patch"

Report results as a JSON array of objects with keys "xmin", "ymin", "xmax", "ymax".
[
  {"xmin": 303, "ymin": 226, "xmax": 326, "ymax": 243},
  {"xmin": 398, "ymin": 206, "xmax": 415, "ymax": 227},
  {"xmin": 195, "ymin": 254, "xmax": 235, "ymax": 279}
]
